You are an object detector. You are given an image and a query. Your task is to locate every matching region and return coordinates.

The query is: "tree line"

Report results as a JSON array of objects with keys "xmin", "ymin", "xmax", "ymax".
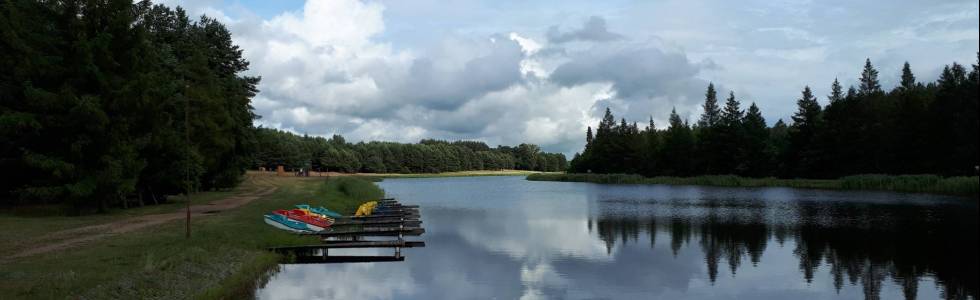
[
  {"xmin": 252, "ymin": 128, "xmax": 568, "ymax": 174},
  {"xmin": 1, "ymin": 1, "xmax": 257, "ymax": 212},
  {"xmin": 571, "ymin": 56, "xmax": 979, "ymax": 178}
]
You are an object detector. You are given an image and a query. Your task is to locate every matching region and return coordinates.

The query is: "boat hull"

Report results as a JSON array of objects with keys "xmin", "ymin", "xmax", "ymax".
[
  {"xmin": 274, "ymin": 209, "xmax": 331, "ymax": 232},
  {"xmin": 264, "ymin": 215, "xmax": 312, "ymax": 233}
]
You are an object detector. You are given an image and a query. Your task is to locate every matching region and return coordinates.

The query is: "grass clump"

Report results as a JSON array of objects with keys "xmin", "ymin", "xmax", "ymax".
[
  {"xmin": 527, "ymin": 173, "xmax": 977, "ymax": 196},
  {"xmin": 319, "ymin": 177, "xmax": 386, "ymax": 212},
  {"xmin": 839, "ymin": 174, "xmax": 979, "ymax": 195}
]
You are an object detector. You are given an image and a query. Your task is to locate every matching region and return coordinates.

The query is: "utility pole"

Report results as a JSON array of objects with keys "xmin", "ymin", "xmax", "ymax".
[{"xmin": 185, "ymin": 85, "xmax": 191, "ymax": 239}]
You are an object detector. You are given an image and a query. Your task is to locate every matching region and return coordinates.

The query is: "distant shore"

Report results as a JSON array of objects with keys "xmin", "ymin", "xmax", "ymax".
[
  {"xmin": 526, "ymin": 173, "xmax": 979, "ymax": 196},
  {"xmin": 256, "ymin": 169, "xmax": 550, "ymax": 179}
]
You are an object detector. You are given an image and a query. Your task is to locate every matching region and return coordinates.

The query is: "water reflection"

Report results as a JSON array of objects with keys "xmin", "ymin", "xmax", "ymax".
[
  {"xmin": 256, "ymin": 177, "xmax": 977, "ymax": 300},
  {"xmin": 591, "ymin": 197, "xmax": 978, "ymax": 300}
]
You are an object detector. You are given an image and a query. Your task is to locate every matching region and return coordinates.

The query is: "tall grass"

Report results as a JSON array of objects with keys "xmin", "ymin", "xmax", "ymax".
[
  {"xmin": 527, "ymin": 173, "xmax": 978, "ymax": 196},
  {"xmin": 323, "ymin": 177, "xmax": 385, "ymax": 202},
  {"xmin": 839, "ymin": 174, "xmax": 979, "ymax": 195}
]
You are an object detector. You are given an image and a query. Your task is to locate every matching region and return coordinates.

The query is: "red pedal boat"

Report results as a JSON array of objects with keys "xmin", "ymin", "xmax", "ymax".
[{"xmin": 273, "ymin": 209, "xmax": 332, "ymax": 232}]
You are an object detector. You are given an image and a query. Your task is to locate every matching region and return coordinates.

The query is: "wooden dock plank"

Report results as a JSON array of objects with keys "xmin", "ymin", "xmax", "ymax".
[
  {"xmin": 310, "ymin": 227, "xmax": 425, "ymax": 237},
  {"xmin": 269, "ymin": 240, "xmax": 425, "ymax": 250},
  {"xmin": 331, "ymin": 219, "xmax": 422, "ymax": 226},
  {"xmin": 337, "ymin": 212, "xmax": 419, "ymax": 220},
  {"xmin": 285, "ymin": 256, "xmax": 405, "ymax": 264}
]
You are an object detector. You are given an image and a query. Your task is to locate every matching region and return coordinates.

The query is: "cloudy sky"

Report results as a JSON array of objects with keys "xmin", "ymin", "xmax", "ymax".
[{"xmin": 160, "ymin": 0, "xmax": 978, "ymax": 155}]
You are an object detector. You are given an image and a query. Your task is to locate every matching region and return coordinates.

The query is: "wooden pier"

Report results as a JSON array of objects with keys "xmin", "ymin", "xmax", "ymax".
[
  {"xmin": 269, "ymin": 240, "xmax": 425, "ymax": 251},
  {"xmin": 288, "ymin": 255, "xmax": 406, "ymax": 264},
  {"xmin": 331, "ymin": 219, "xmax": 422, "ymax": 227},
  {"xmin": 312, "ymin": 227, "xmax": 425, "ymax": 238},
  {"xmin": 269, "ymin": 198, "xmax": 425, "ymax": 263}
]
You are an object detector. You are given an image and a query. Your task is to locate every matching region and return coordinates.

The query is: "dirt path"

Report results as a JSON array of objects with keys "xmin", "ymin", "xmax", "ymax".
[{"xmin": 3, "ymin": 175, "xmax": 280, "ymax": 261}]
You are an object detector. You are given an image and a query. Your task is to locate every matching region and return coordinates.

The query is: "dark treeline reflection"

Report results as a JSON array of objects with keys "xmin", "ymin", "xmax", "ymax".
[{"xmin": 588, "ymin": 199, "xmax": 977, "ymax": 300}]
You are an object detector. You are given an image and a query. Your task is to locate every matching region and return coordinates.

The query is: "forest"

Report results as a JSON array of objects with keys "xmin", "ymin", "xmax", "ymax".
[
  {"xmin": 1, "ymin": 1, "xmax": 257, "ymax": 211},
  {"xmin": 251, "ymin": 128, "xmax": 567, "ymax": 174},
  {"xmin": 570, "ymin": 57, "xmax": 979, "ymax": 179}
]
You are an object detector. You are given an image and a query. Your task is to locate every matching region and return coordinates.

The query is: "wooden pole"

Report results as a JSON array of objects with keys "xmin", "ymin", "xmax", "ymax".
[{"xmin": 185, "ymin": 85, "xmax": 191, "ymax": 239}]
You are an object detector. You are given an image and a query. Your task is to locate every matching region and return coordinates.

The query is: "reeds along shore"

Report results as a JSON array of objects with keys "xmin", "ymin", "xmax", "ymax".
[{"xmin": 526, "ymin": 173, "xmax": 979, "ymax": 196}]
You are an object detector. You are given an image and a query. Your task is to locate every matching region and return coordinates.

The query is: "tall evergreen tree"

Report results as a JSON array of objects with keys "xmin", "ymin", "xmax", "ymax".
[
  {"xmin": 717, "ymin": 91, "xmax": 744, "ymax": 173},
  {"xmin": 598, "ymin": 107, "xmax": 616, "ymax": 136},
  {"xmin": 892, "ymin": 62, "xmax": 928, "ymax": 173},
  {"xmin": 820, "ymin": 80, "xmax": 859, "ymax": 177},
  {"xmin": 900, "ymin": 62, "xmax": 916, "ymax": 92},
  {"xmin": 698, "ymin": 83, "xmax": 721, "ymax": 127},
  {"xmin": 721, "ymin": 92, "xmax": 744, "ymax": 128},
  {"xmin": 740, "ymin": 103, "xmax": 770, "ymax": 176},
  {"xmin": 786, "ymin": 86, "xmax": 824, "ymax": 177},
  {"xmin": 586, "ymin": 126, "xmax": 594, "ymax": 145},
  {"xmin": 828, "ymin": 78, "xmax": 844, "ymax": 103},
  {"xmin": 661, "ymin": 109, "xmax": 695, "ymax": 176},
  {"xmin": 859, "ymin": 59, "xmax": 882, "ymax": 96},
  {"xmin": 768, "ymin": 119, "xmax": 791, "ymax": 175},
  {"xmin": 696, "ymin": 83, "xmax": 725, "ymax": 173},
  {"xmin": 642, "ymin": 116, "xmax": 661, "ymax": 176}
]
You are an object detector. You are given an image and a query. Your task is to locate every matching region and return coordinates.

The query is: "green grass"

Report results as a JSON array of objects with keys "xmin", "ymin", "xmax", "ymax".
[
  {"xmin": 527, "ymin": 173, "xmax": 978, "ymax": 196},
  {"xmin": 353, "ymin": 169, "xmax": 547, "ymax": 180},
  {"xmin": 0, "ymin": 176, "xmax": 385, "ymax": 299},
  {"xmin": 0, "ymin": 190, "xmax": 238, "ymax": 256}
]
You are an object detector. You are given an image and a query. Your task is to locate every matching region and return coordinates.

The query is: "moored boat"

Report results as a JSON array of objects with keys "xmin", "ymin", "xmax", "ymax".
[
  {"xmin": 275, "ymin": 209, "xmax": 331, "ymax": 231},
  {"xmin": 264, "ymin": 214, "xmax": 313, "ymax": 233},
  {"xmin": 295, "ymin": 204, "xmax": 342, "ymax": 218}
]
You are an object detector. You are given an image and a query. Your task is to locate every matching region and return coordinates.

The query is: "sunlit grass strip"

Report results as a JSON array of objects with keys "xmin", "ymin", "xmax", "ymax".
[
  {"xmin": 526, "ymin": 173, "xmax": 978, "ymax": 196},
  {"xmin": 353, "ymin": 170, "xmax": 547, "ymax": 180}
]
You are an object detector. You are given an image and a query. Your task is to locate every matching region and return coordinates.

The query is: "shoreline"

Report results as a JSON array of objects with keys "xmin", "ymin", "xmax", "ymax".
[
  {"xmin": 526, "ymin": 173, "xmax": 979, "ymax": 197},
  {"xmin": 255, "ymin": 169, "xmax": 552, "ymax": 179}
]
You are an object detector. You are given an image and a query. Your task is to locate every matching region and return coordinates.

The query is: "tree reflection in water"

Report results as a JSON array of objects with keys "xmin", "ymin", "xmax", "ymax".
[{"xmin": 589, "ymin": 198, "xmax": 977, "ymax": 300}]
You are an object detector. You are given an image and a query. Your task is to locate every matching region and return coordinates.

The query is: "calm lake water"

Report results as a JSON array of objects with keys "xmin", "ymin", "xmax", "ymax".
[{"xmin": 256, "ymin": 176, "xmax": 977, "ymax": 300}]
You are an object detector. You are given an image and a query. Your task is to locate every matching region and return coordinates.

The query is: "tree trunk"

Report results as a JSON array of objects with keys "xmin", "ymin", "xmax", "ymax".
[{"xmin": 148, "ymin": 186, "xmax": 159, "ymax": 205}]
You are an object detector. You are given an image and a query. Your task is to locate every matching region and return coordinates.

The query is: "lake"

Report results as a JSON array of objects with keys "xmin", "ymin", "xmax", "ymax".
[{"xmin": 255, "ymin": 176, "xmax": 977, "ymax": 300}]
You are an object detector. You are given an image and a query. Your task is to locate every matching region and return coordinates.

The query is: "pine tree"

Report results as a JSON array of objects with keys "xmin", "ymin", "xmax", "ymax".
[
  {"xmin": 642, "ymin": 116, "xmax": 661, "ymax": 176},
  {"xmin": 930, "ymin": 63, "xmax": 976, "ymax": 175},
  {"xmin": 661, "ymin": 108, "xmax": 695, "ymax": 176},
  {"xmin": 769, "ymin": 119, "xmax": 791, "ymax": 175},
  {"xmin": 820, "ymin": 80, "xmax": 859, "ymax": 177},
  {"xmin": 721, "ymin": 91, "xmax": 743, "ymax": 128},
  {"xmin": 859, "ymin": 59, "xmax": 882, "ymax": 96},
  {"xmin": 696, "ymin": 83, "xmax": 725, "ymax": 173},
  {"xmin": 740, "ymin": 103, "xmax": 770, "ymax": 176},
  {"xmin": 892, "ymin": 62, "xmax": 928, "ymax": 173},
  {"xmin": 598, "ymin": 107, "xmax": 616, "ymax": 136},
  {"xmin": 698, "ymin": 83, "xmax": 721, "ymax": 127},
  {"xmin": 717, "ymin": 91, "xmax": 744, "ymax": 173},
  {"xmin": 828, "ymin": 78, "xmax": 843, "ymax": 103},
  {"xmin": 787, "ymin": 86, "xmax": 824, "ymax": 177},
  {"xmin": 900, "ymin": 62, "xmax": 916, "ymax": 91},
  {"xmin": 586, "ymin": 126, "xmax": 594, "ymax": 145}
]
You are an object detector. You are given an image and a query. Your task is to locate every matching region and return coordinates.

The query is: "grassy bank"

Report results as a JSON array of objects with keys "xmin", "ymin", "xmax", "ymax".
[
  {"xmin": 352, "ymin": 169, "xmax": 548, "ymax": 180},
  {"xmin": 526, "ymin": 173, "xmax": 979, "ymax": 196},
  {"xmin": 0, "ymin": 176, "xmax": 384, "ymax": 299}
]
